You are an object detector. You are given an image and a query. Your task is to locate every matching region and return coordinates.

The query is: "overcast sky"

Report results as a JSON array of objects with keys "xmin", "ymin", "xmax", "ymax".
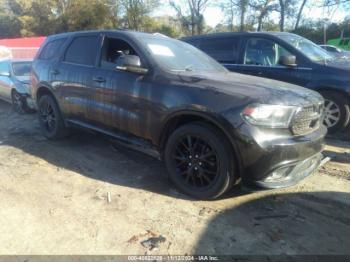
[{"xmin": 154, "ymin": 2, "xmax": 348, "ymax": 28}]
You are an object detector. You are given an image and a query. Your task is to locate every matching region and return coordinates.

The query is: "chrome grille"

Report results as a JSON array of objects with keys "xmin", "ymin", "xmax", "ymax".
[{"xmin": 291, "ymin": 103, "xmax": 323, "ymax": 136}]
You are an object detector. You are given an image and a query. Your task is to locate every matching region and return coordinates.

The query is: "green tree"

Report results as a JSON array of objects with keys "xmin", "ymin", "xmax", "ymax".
[{"xmin": 120, "ymin": 0, "xmax": 159, "ymax": 30}]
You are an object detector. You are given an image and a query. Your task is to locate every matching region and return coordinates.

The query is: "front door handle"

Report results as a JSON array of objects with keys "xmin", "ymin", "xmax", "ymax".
[
  {"xmin": 258, "ymin": 71, "xmax": 263, "ymax": 76},
  {"xmin": 93, "ymin": 76, "xmax": 106, "ymax": 83}
]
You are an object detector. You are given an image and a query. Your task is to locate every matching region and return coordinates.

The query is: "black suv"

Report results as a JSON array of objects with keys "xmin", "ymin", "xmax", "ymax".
[
  {"xmin": 31, "ymin": 30, "xmax": 326, "ymax": 199},
  {"xmin": 182, "ymin": 32, "xmax": 350, "ymax": 133}
]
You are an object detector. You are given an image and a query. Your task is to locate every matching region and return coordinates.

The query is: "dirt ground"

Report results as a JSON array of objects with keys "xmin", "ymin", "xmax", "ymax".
[{"xmin": 0, "ymin": 100, "xmax": 349, "ymax": 255}]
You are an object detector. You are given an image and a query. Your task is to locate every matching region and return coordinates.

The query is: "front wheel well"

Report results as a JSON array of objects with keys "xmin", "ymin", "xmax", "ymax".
[
  {"xmin": 159, "ymin": 114, "xmax": 241, "ymax": 177},
  {"xmin": 36, "ymin": 86, "xmax": 55, "ymax": 102},
  {"xmin": 316, "ymin": 88, "xmax": 350, "ymax": 103}
]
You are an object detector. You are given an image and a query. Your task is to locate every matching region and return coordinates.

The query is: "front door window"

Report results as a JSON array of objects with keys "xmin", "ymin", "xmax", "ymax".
[{"xmin": 244, "ymin": 38, "xmax": 293, "ymax": 67}]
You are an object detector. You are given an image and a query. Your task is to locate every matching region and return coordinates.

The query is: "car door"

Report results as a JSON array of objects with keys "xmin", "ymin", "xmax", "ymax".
[
  {"xmin": 0, "ymin": 61, "xmax": 13, "ymax": 101},
  {"xmin": 53, "ymin": 34, "xmax": 101, "ymax": 122},
  {"xmin": 234, "ymin": 37, "xmax": 311, "ymax": 86},
  {"xmin": 87, "ymin": 34, "xmax": 148, "ymax": 136}
]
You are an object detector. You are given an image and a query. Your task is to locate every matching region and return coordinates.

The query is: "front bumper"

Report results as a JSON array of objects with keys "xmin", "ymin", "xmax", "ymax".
[
  {"xmin": 18, "ymin": 93, "xmax": 36, "ymax": 110},
  {"xmin": 245, "ymin": 153, "xmax": 325, "ymax": 189},
  {"xmin": 234, "ymin": 123, "xmax": 327, "ymax": 189}
]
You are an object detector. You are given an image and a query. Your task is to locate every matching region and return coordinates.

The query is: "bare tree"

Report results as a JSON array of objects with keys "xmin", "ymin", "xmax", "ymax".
[
  {"xmin": 219, "ymin": 0, "xmax": 249, "ymax": 31},
  {"xmin": 294, "ymin": 0, "xmax": 307, "ymax": 30},
  {"xmin": 170, "ymin": 0, "xmax": 209, "ymax": 35},
  {"xmin": 277, "ymin": 0, "xmax": 297, "ymax": 31},
  {"xmin": 250, "ymin": 0, "xmax": 278, "ymax": 31}
]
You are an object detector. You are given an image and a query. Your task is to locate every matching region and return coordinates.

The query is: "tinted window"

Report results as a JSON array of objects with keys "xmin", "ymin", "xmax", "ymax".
[
  {"xmin": 100, "ymin": 37, "xmax": 139, "ymax": 70},
  {"xmin": 39, "ymin": 38, "xmax": 66, "ymax": 60},
  {"xmin": 12, "ymin": 61, "xmax": 32, "ymax": 76},
  {"xmin": 64, "ymin": 36, "xmax": 99, "ymax": 66},
  {"xmin": 200, "ymin": 37, "xmax": 238, "ymax": 63},
  {"xmin": 244, "ymin": 38, "xmax": 293, "ymax": 66}
]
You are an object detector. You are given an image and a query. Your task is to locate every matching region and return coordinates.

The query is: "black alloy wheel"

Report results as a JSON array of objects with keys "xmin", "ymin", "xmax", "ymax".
[
  {"xmin": 165, "ymin": 123, "xmax": 236, "ymax": 199},
  {"xmin": 40, "ymin": 99, "xmax": 56, "ymax": 133},
  {"xmin": 38, "ymin": 95, "xmax": 68, "ymax": 139},
  {"xmin": 171, "ymin": 135, "xmax": 219, "ymax": 189}
]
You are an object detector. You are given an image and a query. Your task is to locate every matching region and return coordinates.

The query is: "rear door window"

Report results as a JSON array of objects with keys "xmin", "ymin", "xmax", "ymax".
[
  {"xmin": 200, "ymin": 37, "xmax": 239, "ymax": 64},
  {"xmin": 39, "ymin": 38, "xmax": 66, "ymax": 60},
  {"xmin": 64, "ymin": 35, "xmax": 100, "ymax": 66}
]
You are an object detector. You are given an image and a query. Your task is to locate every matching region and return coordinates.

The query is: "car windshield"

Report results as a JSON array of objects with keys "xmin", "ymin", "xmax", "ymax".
[
  {"xmin": 12, "ymin": 61, "xmax": 32, "ymax": 76},
  {"xmin": 278, "ymin": 34, "xmax": 334, "ymax": 62},
  {"xmin": 138, "ymin": 36, "xmax": 227, "ymax": 73}
]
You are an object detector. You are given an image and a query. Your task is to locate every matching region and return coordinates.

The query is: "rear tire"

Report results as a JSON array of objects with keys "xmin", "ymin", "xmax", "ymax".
[
  {"xmin": 321, "ymin": 91, "xmax": 350, "ymax": 134},
  {"xmin": 38, "ymin": 95, "xmax": 69, "ymax": 139},
  {"xmin": 164, "ymin": 123, "xmax": 236, "ymax": 200}
]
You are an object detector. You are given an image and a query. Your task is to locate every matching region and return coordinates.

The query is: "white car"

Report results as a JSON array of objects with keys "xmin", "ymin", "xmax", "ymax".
[{"xmin": 0, "ymin": 59, "xmax": 35, "ymax": 113}]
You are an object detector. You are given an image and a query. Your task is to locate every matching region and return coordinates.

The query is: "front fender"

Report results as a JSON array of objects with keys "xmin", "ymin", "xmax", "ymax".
[
  {"xmin": 306, "ymin": 80, "xmax": 350, "ymax": 97},
  {"xmin": 156, "ymin": 107, "xmax": 244, "ymax": 176}
]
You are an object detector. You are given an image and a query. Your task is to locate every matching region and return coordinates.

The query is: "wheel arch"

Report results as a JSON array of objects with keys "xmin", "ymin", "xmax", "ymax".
[
  {"xmin": 314, "ymin": 87, "xmax": 350, "ymax": 103},
  {"xmin": 36, "ymin": 85, "xmax": 59, "ymax": 105},
  {"xmin": 158, "ymin": 110, "xmax": 243, "ymax": 177}
]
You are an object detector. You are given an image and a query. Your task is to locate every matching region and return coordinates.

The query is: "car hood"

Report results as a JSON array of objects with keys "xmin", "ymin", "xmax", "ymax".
[
  {"xmin": 176, "ymin": 71, "xmax": 323, "ymax": 107},
  {"xmin": 324, "ymin": 59, "xmax": 350, "ymax": 71}
]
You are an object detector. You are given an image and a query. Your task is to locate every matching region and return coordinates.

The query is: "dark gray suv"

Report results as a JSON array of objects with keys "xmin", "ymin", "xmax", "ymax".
[{"xmin": 31, "ymin": 30, "xmax": 326, "ymax": 199}]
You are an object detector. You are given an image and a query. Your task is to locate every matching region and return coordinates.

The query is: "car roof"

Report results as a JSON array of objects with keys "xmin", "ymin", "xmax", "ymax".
[
  {"xmin": 181, "ymin": 31, "xmax": 296, "ymax": 40},
  {"xmin": 46, "ymin": 29, "xmax": 167, "ymax": 41}
]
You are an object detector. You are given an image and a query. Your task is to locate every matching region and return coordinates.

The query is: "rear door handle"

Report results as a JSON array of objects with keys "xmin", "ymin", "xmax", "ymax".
[{"xmin": 93, "ymin": 76, "xmax": 106, "ymax": 83}]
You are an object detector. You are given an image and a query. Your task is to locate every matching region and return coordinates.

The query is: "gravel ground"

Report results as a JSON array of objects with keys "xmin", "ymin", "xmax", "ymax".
[{"xmin": 0, "ymin": 100, "xmax": 349, "ymax": 255}]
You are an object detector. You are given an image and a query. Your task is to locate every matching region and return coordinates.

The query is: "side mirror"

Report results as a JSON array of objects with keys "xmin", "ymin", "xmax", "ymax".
[
  {"xmin": 279, "ymin": 55, "xmax": 297, "ymax": 67},
  {"xmin": 116, "ymin": 55, "xmax": 148, "ymax": 74},
  {"xmin": 0, "ymin": 71, "xmax": 10, "ymax": 77}
]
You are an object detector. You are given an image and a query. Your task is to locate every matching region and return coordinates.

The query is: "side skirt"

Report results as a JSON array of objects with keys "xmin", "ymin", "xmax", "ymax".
[{"xmin": 66, "ymin": 119, "xmax": 161, "ymax": 160}]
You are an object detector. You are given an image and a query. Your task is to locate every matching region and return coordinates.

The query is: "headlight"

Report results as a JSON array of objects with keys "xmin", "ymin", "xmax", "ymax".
[{"xmin": 242, "ymin": 104, "xmax": 298, "ymax": 128}]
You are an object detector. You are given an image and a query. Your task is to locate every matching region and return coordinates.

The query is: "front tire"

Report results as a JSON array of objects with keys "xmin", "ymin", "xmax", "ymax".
[
  {"xmin": 38, "ymin": 95, "xmax": 68, "ymax": 139},
  {"xmin": 321, "ymin": 91, "xmax": 350, "ymax": 134},
  {"xmin": 164, "ymin": 123, "xmax": 236, "ymax": 200}
]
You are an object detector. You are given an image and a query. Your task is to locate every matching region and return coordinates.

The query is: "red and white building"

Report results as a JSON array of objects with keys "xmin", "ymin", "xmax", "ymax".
[{"xmin": 0, "ymin": 36, "xmax": 46, "ymax": 60}]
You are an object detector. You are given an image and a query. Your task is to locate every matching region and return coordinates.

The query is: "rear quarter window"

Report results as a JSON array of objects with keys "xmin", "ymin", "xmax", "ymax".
[
  {"xmin": 38, "ymin": 38, "xmax": 66, "ymax": 60},
  {"xmin": 63, "ymin": 35, "xmax": 100, "ymax": 66},
  {"xmin": 199, "ymin": 37, "xmax": 239, "ymax": 64}
]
